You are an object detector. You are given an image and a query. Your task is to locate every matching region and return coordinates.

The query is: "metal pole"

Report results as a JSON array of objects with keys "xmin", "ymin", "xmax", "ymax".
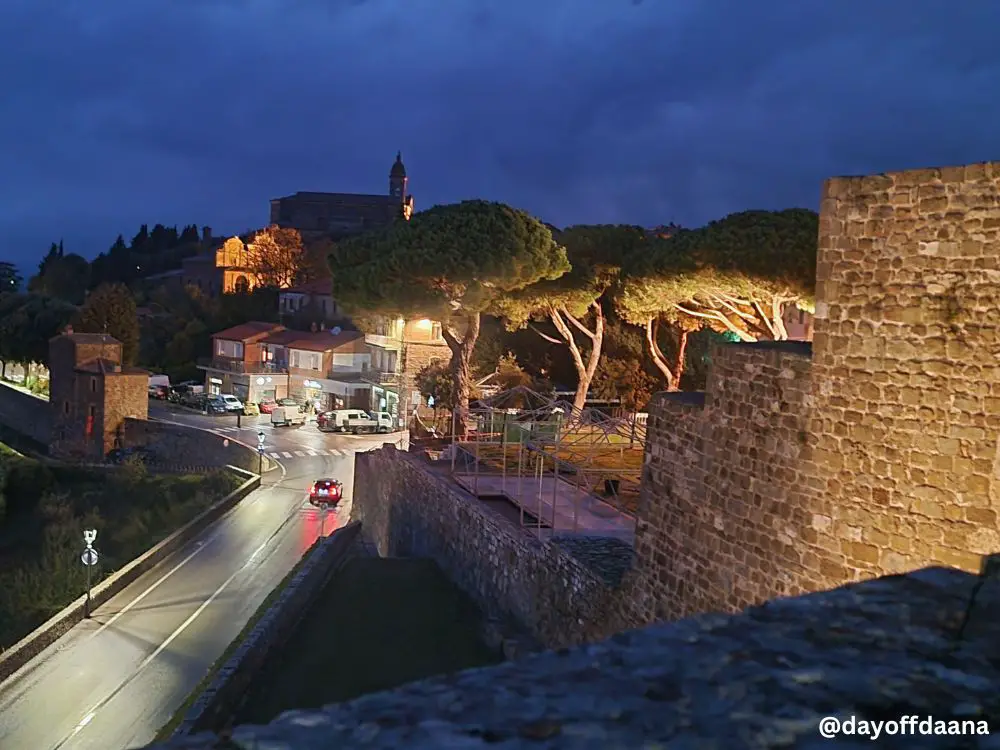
[
  {"xmin": 258, "ymin": 451, "xmax": 263, "ymax": 476},
  {"xmin": 518, "ymin": 438, "xmax": 525, "ymax": 528},
  {"xmin": 474, "ymin": 417, "xmax": 480, "ymax": 496},
  {"xmin": 551, "ymin": 415, "xmax": 562, "ymax": 533},
  {"xmin": 85, "ymin": 562, "xmax": 92, "ymax": 619},
  {"xmin": 536, "ymin": 450, "xmax": 543, "ymax": 535},
  {"xmin": 501, "ymin": 412, "xmax": 507, "ymax": 495},
  {"xmin": 450, "ymin": 409, "xmax": 457, "ymax": 474}
]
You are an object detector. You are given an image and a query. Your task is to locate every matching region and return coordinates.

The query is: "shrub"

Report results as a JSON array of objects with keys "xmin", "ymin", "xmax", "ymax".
[{"xmin": 2, "ymin": 458, "xmax": 55, "ymax": 515}]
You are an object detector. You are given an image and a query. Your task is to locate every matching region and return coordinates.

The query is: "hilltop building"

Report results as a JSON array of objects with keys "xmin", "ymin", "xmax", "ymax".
[{"xmin": 269, "ymin": 152, "xmax": 414, "ymax": 239}]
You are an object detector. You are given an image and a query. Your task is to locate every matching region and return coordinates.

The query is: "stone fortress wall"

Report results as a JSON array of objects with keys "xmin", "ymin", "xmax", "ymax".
[{"xmin": 626, "ymin": 162, "xmax": 1000, "ymax": 623}]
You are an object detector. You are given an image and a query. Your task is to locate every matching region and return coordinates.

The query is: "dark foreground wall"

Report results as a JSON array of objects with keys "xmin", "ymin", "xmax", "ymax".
[
  {"xmin": 145, "ymin": 558, "xmax": 1000, "ymax": 749},
  {"xmin": 350, "ymin": 445, "xmax": 636, "ymax": 650}
]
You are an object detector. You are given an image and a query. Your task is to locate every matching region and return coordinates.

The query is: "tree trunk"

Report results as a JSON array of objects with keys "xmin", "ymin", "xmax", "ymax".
[
  {"xmin": 644, "ymin": 317, "xmax": 687, "ymax": 391},
  {"xmin": 548, "ymin": 302, "xmax": 604, "ymax": 413},
  {"xmin": 442, "ymin": 311, "xmax": 481, "ymax": 437}
]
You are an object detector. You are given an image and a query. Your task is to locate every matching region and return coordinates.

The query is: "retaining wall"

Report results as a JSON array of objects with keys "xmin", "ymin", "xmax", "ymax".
[
  {"xmin": 0, "ymin": 468, "xmax": 260, "ymax": 685},
  {"xmin": 0, "ymin": 382, "xmax": 51, "ymax": 446},
  {"xmin": 352, "ymin": 445, "xmax": 636, "ymax": 650},
  {"xmin": 176, "ymin": 521, "xmax": 363, "ymax": 735},
  {"xmin": 124, "ymin": 417, "xmax": 273, "ymax": 474}
]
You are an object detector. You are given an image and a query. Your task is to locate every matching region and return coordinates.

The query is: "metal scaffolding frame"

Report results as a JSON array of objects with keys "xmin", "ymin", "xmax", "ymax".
[{"xmin": 446, "ymin": 386, "xmax": 644, "ymax": 540}]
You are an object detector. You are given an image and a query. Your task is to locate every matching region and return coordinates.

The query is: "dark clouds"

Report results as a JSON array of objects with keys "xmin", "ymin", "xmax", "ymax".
[{"xmin": 1, "ymin": 0, "xmax": 998, "ymax": 270}]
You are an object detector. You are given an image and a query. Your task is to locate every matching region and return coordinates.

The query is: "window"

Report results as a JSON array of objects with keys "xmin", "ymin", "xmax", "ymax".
[
  {"xmin": 431, "ymin": 322, "xmax": 442, "ymax": 340},
  {"xmin": 290, "ymin": 351, "xmax": 300, "ymax": 368},
  {"xmin": 88, "ymin": 405, "xmax": 96, "ymax": 418},
  {"xmin": 63, "ymin": 401, "xmax": 70, "ymax": 415},
  {"xmin": 309, "ymin": 353, "xmax": 321, "ymax": 371},
  {"xmin": 90, "ymin": 377, "xmax": 97, "ymax": 392}
]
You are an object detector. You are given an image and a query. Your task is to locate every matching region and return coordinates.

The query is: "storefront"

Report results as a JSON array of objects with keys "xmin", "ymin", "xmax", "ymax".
[
  {"xmin": 301, "ymin": 378, "xmax": 326, "ymax": 411},
  {"xmin": 207, "ymin": 376, "xmax": 223, "ymax": 396},
  {"xmin": 369, "ymin": 384, "xmax": 399, "ymax": 417}
]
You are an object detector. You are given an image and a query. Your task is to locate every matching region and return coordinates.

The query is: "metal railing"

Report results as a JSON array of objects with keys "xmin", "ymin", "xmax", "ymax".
[
  {"xmin": 363, "ymin": 370, "xmax": 401, "ymax": 386},
  {"xmin": 197, "ymin": 358, "xmax": 288, "ymax": 375}
]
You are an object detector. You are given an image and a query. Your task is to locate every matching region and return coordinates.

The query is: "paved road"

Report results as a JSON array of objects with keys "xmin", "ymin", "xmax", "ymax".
[{"xmin": 0, "ymin": 407, "xmax": 403, "ymax": 750}]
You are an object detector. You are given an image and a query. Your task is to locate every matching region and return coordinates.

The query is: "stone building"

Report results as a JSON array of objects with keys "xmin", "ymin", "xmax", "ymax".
[
  {"xmin": 49, "ymin": 329, "xmax": 149, "ymax": 461},
  {"xmin": 269, "ymin": 152, "xmax": 414, "ymax": 239}
]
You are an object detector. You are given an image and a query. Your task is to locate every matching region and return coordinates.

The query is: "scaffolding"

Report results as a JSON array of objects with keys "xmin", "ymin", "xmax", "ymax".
[{"xmin": 447, "ymin": 386, "xmax": 644, "ymax": 542}]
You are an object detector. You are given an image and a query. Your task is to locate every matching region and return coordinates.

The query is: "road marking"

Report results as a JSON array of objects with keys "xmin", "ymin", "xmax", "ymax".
[
  {"xmin": 282, "ymin": 451, "xmax": 293, "ymax": 458},
  {"xmin": 53, "ymin": 502, "xmax": 301, "ymax": 750},
  {"xmin": 307, "ymin": 450, "xmax": 317, "ymax": 456},
  {"xmin": 294, "ymin": 450, "xmax": 306, "ymax": 457},
  {"xmin": 269, "ymin": 452, "xmax": 280, "ymax": 458}
]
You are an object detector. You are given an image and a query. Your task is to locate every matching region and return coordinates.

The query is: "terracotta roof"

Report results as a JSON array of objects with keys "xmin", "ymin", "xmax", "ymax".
[
  {"xmin": 283, "ymin": 279, "xmax": 333, "ymax": 295},
  {"xmin": 262, "ymin": 328, "xmax": 363, "ymax": 352},
  {"xmin": 50, "ymin": 331, "xmax": 121, "ymax": 345},
  {"xmin": 212, "ymin": 321, "xmax": 284, "ymax": 341}
]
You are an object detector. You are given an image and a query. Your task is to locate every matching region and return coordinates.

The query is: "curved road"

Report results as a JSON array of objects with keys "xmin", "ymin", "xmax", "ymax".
[{"xmin": 0, "ymin": 405, "xmax": 402, "ymax": 750}]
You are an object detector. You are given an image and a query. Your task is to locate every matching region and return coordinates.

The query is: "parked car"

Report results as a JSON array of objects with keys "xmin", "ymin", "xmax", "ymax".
[
  {"xmin": 308, "ymin": 478, "xmax": 342, "ymax": 507},
  {"xmin": 258, "ymin": 398, "xmax": 278, "ymax": 414},
  {"xmin": 107, "ymin": 446, "xmax": 157, "ymax": 465},
  {"xmin": 148, "ymin": 384, "xmax": 169, "ymax": 399},
  {"xmin": 271, "ymin": 405, "xmax": 307, "ymax": 427},
  {"xmin": 243, "ymin": 401, "xmax": 260, "ymax": 416},
  {"xmin": 198, "ymin": 395, "xmax": 228, "ymax": 414},
  {"xmin": 318, "ymin": 409, "xmax": 393, "ymax": 434},
  {"xmin": 219, "ymin": 394, "xmax": 244, "ymax": 413}
]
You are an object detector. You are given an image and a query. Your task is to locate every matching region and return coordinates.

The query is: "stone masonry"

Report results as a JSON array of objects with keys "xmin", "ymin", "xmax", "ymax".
[
  {"xmin": 145, "ymin": 557, "xmax": 1000, "ymax": 750},
  {"xmin": 352, "ymin": 445, "xmax": 635, "ymax": 650},
  {"xmin": 626, "ymin": 162, "xmax": 1000, "ymax": 624}
]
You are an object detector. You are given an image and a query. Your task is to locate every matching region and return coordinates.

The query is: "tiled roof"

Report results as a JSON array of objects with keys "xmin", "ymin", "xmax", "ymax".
[
  {"xmin": 262, "ymin": 328, "xmax": 363, "ymax": 352},
  {"xmin": 283, "ymin": 279, "xmax": 333, "ymax": 296},
  {"xmin": 212, "ymin": 321, "xmax": 284, "ymax": 342}
]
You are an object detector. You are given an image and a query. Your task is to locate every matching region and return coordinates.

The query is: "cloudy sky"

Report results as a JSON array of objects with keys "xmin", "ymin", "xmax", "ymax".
[{"xmin": 2, "ymin": 0, "xmax": 998, "ymax": 272}]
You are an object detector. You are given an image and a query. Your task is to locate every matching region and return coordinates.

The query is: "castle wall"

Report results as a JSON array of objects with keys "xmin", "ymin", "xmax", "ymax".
[{"xmin": 631, "ymin": 162, "xmax": 1000, "ymax": 622}]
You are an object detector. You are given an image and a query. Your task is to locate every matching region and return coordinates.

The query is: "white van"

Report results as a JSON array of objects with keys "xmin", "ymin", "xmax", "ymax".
[
  {"xmin": 319, "ymin": 410, "xmax": 393, "ymax": 434},
  {"xmin": 271, "ymin": 405, "xmax": 307, "ymax": 427}
]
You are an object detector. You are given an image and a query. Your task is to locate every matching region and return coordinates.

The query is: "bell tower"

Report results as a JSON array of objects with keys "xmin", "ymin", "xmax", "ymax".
[{"xmin": 389, "ymin": 151, "xmax": 407, "ymax": 200}]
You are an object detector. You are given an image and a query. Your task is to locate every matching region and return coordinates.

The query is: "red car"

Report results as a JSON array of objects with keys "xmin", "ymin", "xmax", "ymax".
[
  {"xmin": 309, "ymin": 478, "xmax": 342, "ymax": 506},
  {"xmin": 258, "ymin": 399, "xmax": 277, "ymax": 414}
]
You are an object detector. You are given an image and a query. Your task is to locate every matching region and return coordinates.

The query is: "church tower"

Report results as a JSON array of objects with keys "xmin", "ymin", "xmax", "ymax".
[{"xmin": 389, "ymin": 151, "xmax": 407, "ymax": 200}]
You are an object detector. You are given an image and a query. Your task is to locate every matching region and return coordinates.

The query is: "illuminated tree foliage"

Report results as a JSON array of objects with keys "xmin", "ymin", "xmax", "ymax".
[
  {"xmin": 330, "ymin": 200, "xmax": 569, "ymax": 426},
  {"xmin": 493, "ymin": 225, "xmax": 644, "ymax": 410},
  {"xmin": 245, "ymin": 225, "xmax": 305, "ymax": 289},
  {"xmin": 616, "ymin": 209, "xmax": 817, "ymax": 388},
  {"xmin": 74, "ymin": 283, "xmax": 141, "ymax": 365}
]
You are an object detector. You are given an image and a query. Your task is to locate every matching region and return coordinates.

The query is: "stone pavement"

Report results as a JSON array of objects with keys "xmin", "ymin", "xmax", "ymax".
[{"xmin": 144, "ymin": 561, "xmax": 1000, "ymax": 749}]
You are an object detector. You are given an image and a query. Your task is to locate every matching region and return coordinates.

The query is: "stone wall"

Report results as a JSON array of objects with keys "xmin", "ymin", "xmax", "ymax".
[
  {"xmin": 0, "ymin": 382, "xmax": 50, "ymax": 446},
  {"xmin": 629, "ymin": 161, "xmax": 1000, "ymax": 623},
  {"xmin": 123, "ymin": 418, "xmax": 272, "ymax": 474},
  {"xmin": 401, "ymin": 341, "xmax": 450, "ymax": 417},
  {"xmin": 144, "ymin": 557, "xmax": 1000, "ymax": 750},
  {"xmin": 353, "ymin": 445, "xmax": 635, "ymax": 649},
  {"xmin": 176, "ymin": 522, "xmax": 363, "ymax": 735}
]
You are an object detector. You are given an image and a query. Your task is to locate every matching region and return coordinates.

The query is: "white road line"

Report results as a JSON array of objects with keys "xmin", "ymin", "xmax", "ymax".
[
  {"xmin": 55, "ymin": 505, "xmax": 296, "ymax": 749},
  {"xmin": 294, "ymin": 450, "xmax": 306, "ymax": 457},
  {"xmin": 307, "ymin": 450, "xmax": 317, "ymax": 456},
  {"xmin": 282, "ymin": 452, "xmax": 293, "ymax": 458},
  {"xmin": 269, "ymin": 452, "xmax": 280, "ymax": 459}
]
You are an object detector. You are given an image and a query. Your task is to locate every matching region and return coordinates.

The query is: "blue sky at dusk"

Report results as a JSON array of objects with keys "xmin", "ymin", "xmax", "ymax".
[{"xmin": 1, "ymin": 0, "xmax": 998, "ymax": 273}]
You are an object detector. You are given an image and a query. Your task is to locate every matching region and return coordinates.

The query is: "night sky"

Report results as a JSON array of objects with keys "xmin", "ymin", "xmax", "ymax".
[{"xmin": 2, "ymin": 1, "xmax": 998, "ymax": 273}]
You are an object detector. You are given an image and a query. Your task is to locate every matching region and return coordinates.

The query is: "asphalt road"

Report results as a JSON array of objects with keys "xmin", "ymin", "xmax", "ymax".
[{"xmin": 0, "ymin": 404, "xmax": 404, "ymax": 750}]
